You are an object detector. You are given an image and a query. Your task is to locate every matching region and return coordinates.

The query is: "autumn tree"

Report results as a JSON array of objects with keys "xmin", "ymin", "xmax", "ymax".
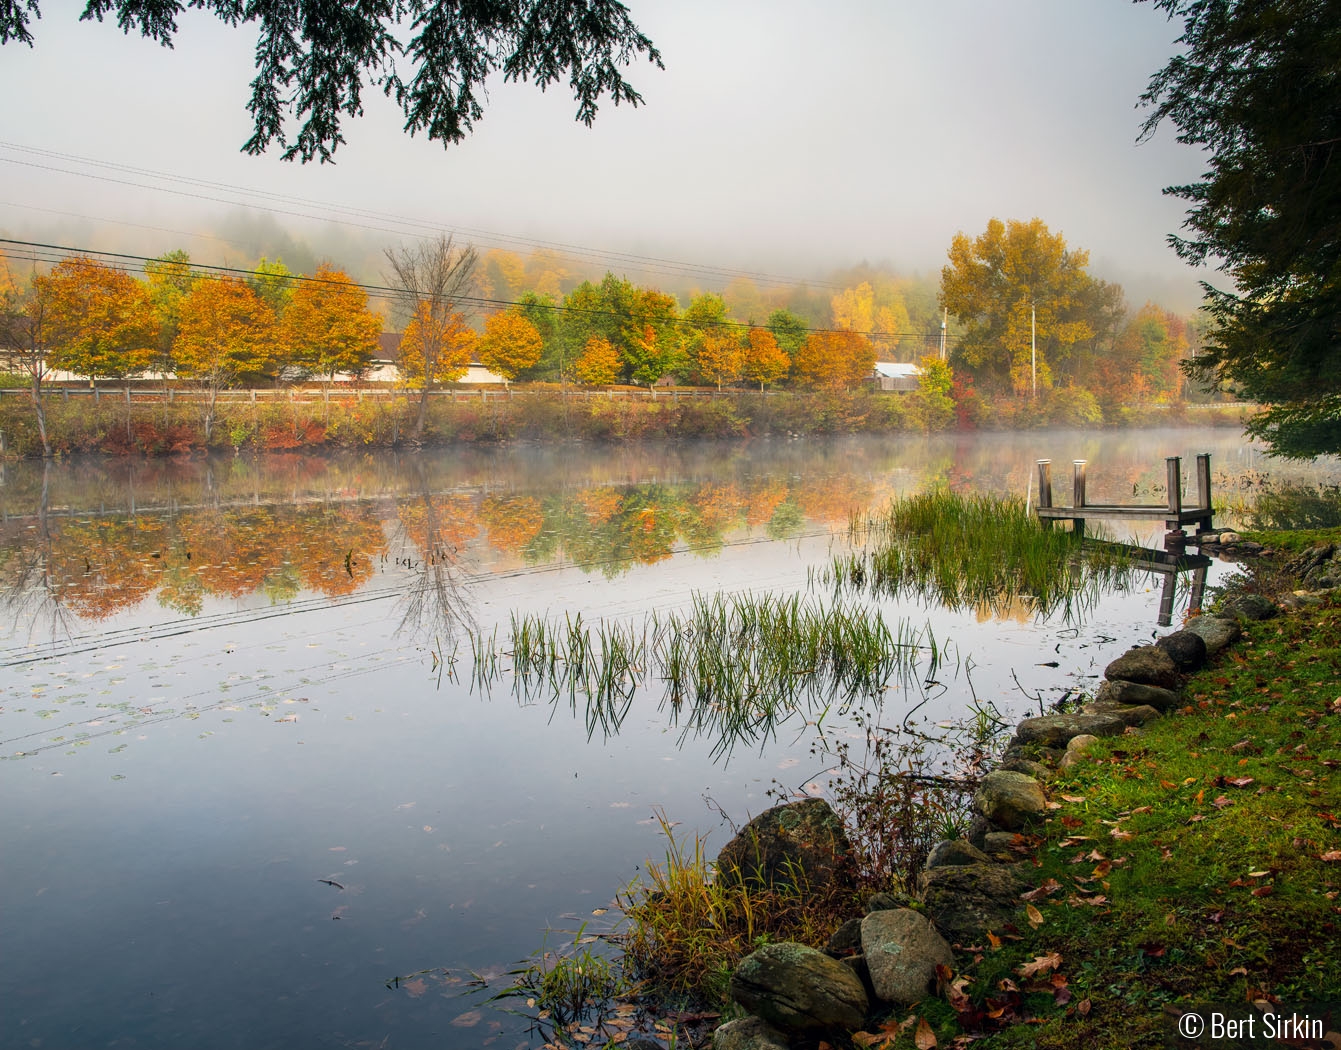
[
  {"xmin": 513, "ymin": 292, "xmax": 562, "ymax": 380},
  {"xmin": 739, "ymin": 327, "xmax": 790, "ymax": 391},
  {"xmin": 477, "ymin": 311, "xmax": 543, "ymax": 384},
  {"xmin": 831, "ymin": 281, "xmax": 912, "ymax": 358},
  {"xmin": 175, "ymin": 277, "xmax": 280, "ymax": 441},
  {"xmin": 280, "ymin": 263, "xmax": 382, "ymax": 384},
  {"xmin": 41, "ymin": 256, "xmax": 157, "ymax": 391},
  {"xmin": 0, "ymin": 260, "xmax": 55, "ymax": 455},
  {"xmin": 624, "ymin": 288, "xmax": 682, "ymax": 389},
  {"xmin": 144, "ymin": 249, "xmax": 196, "ymax": 376},
  {"xmin": 247, "ymin": 257, "xmax": 296, "ymax": 318},
  {"xmin": 684, "ymin": 293, "xmax": 736, "ymax": 388},
  {"xmin": 384, "ymin": 235, "xmax": 479, "ymax": 439},
  {"xmin": 1, "ymin": 2, "xmax": 662, "ymax": 163},
  {"xmin": 908, "ymin": 354, "xmax": 955, "ymax": 430},
  {"xmin": 794, "ymin": 329, "xmax": 876, "ymax": 391},
  {"xmin": 574, "ymin": 335, "xmax": 621, "ymax": 386},
  {"xmin": 940, "ymin": 218, "xmax": 1103, "ymax": 395},
  {"xmin": 399, "ymin": 304, "xmax": 475, "ymax": 389}
]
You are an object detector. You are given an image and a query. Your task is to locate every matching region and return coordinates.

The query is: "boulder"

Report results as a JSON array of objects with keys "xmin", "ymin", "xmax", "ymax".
[
  {"xmin": 1058, "ymin": 734, "xmax": 1100, "ymax": 769},
  {"xmin": 860, "ymin": 908, "xmax": 954, "ymax": 1005},
  {"xmin": 998, "ymin": 756, "xmax": 1053, "ymax": 779},
  {"xmin": 925, "ymin": 838, "xmax": 991, "ymax": 869},
  {"xmin": 712, "ymin": 1016, "xmax": 791, "ymax": 1050},
  {"xmin": 981, "ymin": 831, "xmax": 1034, "ymax": 857},
  {"xmin": 715, "ymin": 798, "xmax": 853, "ymax": 893},
  {"xmin": 1009, "ymin": 712, "xmax": 1126, "ymax": 750},
  {"xmin": 730, "ymin": 942, "xmax": 869, "ymax": 1032},
  {"xmin": 1156, "ymin": 630, "xmax": 1208, "ymax": 673},
  {"xmin": 1081, "ymin": 700, "xmax": 1162, "ymax": 727},
  {"xmin": 1183, "ymin": 615, "xmax": 1242, "ymax": 657},
  {"xmin": 826, "ymin": 917, "xmax": 863, "ymax": 955},
  {"xmin": 918, "ymin": 863, "xmax": 1032, "ymax": 945},
  {"xmin": 972, "ymin": 770, "xmax": 1047, "ymax": 830},
  {"xmin": 1092, "ymin": 678, "xmax": 1181, "ymax": 712},
  {"xmin": 1104, "ymin": 645, "xmax": 1181, "ymax": 690},
  {"xmin": 864, "ymin": 890, "xmax": 912, "ymax": 914},
  {"xmin": 1218, "ymin": 593, "xmax": 1278, "ymax": 622}
]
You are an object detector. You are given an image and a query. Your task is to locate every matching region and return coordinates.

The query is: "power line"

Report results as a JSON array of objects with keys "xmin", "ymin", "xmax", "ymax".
[
  {"xmin": 0, "ymin": 140, "xmax": 854, "ymax": 292},
  {"xmin": 0, "ymin": 237, "xmax": 951, "ymax": 344}
]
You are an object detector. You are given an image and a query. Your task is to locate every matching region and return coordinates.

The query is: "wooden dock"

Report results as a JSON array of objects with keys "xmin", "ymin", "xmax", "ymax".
[{"xmin": 1035, "ymin": 454, "xmax": 1215, "ymax": 546}]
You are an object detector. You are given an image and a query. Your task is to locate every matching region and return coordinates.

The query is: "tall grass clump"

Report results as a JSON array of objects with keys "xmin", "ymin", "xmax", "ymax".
[
  {"xmin": 616, "ymin": 811, "xmax": 856, "ymax": 1006},
  {"xmin": 833, "ymin": 488, "xmax": 1136, "ymax": 619},
  {"xmin": 488, "ymin": 592, "xmax": 945, "ymax": 757}
]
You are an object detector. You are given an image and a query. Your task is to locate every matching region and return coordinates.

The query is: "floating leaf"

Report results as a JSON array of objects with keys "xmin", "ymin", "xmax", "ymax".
[{"xmin": 451, "ymin": 1010, "xmax": 482, "ymax": 1027}]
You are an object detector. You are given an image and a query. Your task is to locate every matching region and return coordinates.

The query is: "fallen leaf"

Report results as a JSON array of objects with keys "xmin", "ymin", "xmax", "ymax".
[
  {"xmin": 1320, "ymin": 850, "xmax": 1341, "ymax": 862},
  {"xmin": 1251, "ymin": 885, "xmax": 1274, "ymax": 897},
  {"xmin": 986, "ymin": 931, "xmax": 1002, "ymax": 950},
  {"xmin": 915, "ymin": 1017, "xmax": 937, "ymax": 1050},
  {"xmin": 1110, "ymin": 828, "xmax": 1134, "ymax": 840},
  {"xmin": 1229, "ymin": 966, "xmax": 1249, "ymax": 976},
  {"xmin": 451, "ymin": 1010, "xmax": 483, "ymax": 1027},
  {"xmin": 1017, "ymin": 952, "xmax": 1063, "ymax": 979},
  {"xmin": 1078, "ymin": 998, "xmax": 1092, "ymax": 1016},
  {"xmin": 1227, "ymin": 777, "xmax": 1255, "ymax": 788},
  {"xmin": 1213, "ymin": 795, "xmax": 1234, "ymax": 809},
  {"xmin": 1060, "ymin": 794, "xmax": 1086, "ymax": 803},
  {"xmin": 1026, "ymin": 904, "xmax": 1044, "ymax": 928},
  {"xmin": 1021, "ymin": 878, "xmax": 1062, "ymax": 902}
]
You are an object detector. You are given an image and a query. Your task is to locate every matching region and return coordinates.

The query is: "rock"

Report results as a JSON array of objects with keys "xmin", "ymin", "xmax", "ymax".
[
  {"xmin": 826, "ymin": 917, "xmax": 863, "ymax": 955},
  {"xmin": 860, "ymin": 908, "xmax": 954, "ymax": 1005},
  {"xmin": 840, "ymin": 953, "xmax": 877, "ymax": 1004},
  {"xmin": 999, "ymin": 743, "xmax": 1063, "ymax": 767},
  {"xmin": 712, "ymin": 1016, "xmax": 791, "ymax": 1050},
  {"xmin": 1219, "ymin": 531, "xmax": 1242, "ymax": 545},
  {"xmin": 1218, "ymin": 592, "xmax": 1278, "ymax": 622},
  {"xmin": 1081, "ymin": 700, "xmax": 1162, "ymax": 727},
  {"xmin": 1009, "ymin": 713, "xmax": 1126, "ymax": 750},
  {"xmin": 1104, "ymin": 645, "xmax": 1181, "ymax": 690},
  {"xmin": 864, "ymin": 891, "xmax": 911, "ymax": 914},
  {"xmin": 1183, "ymin": 615, "xmax": 1242, "ymax": 657},
  {"xmin": 918, "ymin": 863, "xmax": 1032, "ymax": 945},
  {"xmin": 716, "ymin": 798, "xmax": 853, "ymax": 893},
  {"xmin": 730, "ymin": 942, "xmax": 869, "ymax": 1032},
  {"xmin": 1092, "ymin": 679, "xmax": 1181, "ymax": 712},
  {"xmin": 1058, "ymin": 734, "xmax": 1099, "ymax": 769},
  {"xmin": 625, "ymin": 1042, "xmax": 667, "ymax": 1050},
  {"xmin": 999, "ymin": 756, "xmax": 1054, "ymax": 779},
  {"xmin": 925, "ymin": 838, "xmax": 991, "ymax": 869},
  {"xmin": 1156, "ymin": 630, "xmax": 1208, "ymax": 673},
  {"xmin": 972, "ymin": 770, "xmax": 1047, "ymax": 830},
  {"xmin": 962, "ymin": 816, "xmax": 992, "ymax": 851},
  {"xmin": 981, "ymin": 831, "xmax": 1034, "ymax": 857}
]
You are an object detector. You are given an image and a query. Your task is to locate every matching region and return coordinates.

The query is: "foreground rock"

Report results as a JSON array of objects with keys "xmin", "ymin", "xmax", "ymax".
[
  {"xmin": 919, "ymin": 863, "xmax": 1031, "ymax": 945},
  {"xmin": 972, "ymin": 770, "xmax": 1047, "ymax": 830},
  {"xmin": 1218, "ymin": 592, "xmax": 1278, "ymax": 622},
  {"xmin": 1092, "ymin": 678, "xmax": 1180, "ymax": 712},
  {"xmin": 715, "ymin": 798, "xmax": 853, "ymax": 892},
  {"xmin": 1104, "ymin": 645, "xmax": 1181, "ymax": 690},
  {"xmin": 1183, "ymin": 615, "xmax": 1242, "ymax": 657},
  {"xmin": 1082, "ymin": 699, "xmax": 1162, "ymax": 727},
  {"xmin": 1155, "ymin": 629, "xmax": 1208, "ymax": 672},
  {"xmin": 925, "ymin": 838, "xmax": 991, "ymax": 868},
  {"xmin": 861, "ymin": 908, "xmax": 954, "ymax": 1005},
  {"xmin": 1009, "ymin": 712, "xmax": 1126, "ymax": 749},
  {"xmin": 730, "ymin": 942, "xmax": 869, "ymax": 1032},
  {"xmin": 711, "ymin": 1016, "xmax": 790, "ymax": 1050}
]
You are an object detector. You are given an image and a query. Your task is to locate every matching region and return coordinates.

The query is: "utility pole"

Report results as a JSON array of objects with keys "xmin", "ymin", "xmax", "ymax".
[
  {"xmin": 1031, "ymin": 302, "xmax": 1037, "ymax": 397},
  {"xmin": 939, "ymin": 308, "xmax": 947, "ymax": 361}
]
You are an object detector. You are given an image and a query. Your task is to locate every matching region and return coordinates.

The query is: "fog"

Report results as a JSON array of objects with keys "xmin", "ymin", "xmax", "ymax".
[{"xmin": 0, "ymin": 1, "xmax": 1207, "ymax": 310}]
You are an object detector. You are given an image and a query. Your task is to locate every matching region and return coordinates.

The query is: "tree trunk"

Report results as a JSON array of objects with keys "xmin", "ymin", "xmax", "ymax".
[
  {"xmin": 30, "ymin": 374, "xmax": 51, "ymax": 458},
  {"xmin": 415, "ymin": 385, "xmax": 429, "ymax": 441}
]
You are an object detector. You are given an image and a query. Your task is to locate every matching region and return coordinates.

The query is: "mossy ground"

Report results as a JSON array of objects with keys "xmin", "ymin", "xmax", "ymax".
[{"xmin": 857, "ymin": 547, "xmax": 1341, "ymax": 1050}]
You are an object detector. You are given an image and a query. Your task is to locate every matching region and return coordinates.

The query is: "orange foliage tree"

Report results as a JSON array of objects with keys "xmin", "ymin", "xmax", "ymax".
[
  {"xmin": 42, "ymin": 255, "xmax": 157, "ymax": 387},
  {"xmin": 175, "ymin": 277, "xmax": 280, "ymax": 440},
  {"xmin": 693, "ymin": 330, "xmax": 741, "ymax": 390},
  {"xmin": 398, "ymin": 304, "xmax": 475, "ymax": 388},
  {"xmin": 794, "ymin": 329, "xmax": 876, "ymax": 390},
  {"xmin": 477, "ymin": 311, "xmax": 543, "ymax": 383},
  {"xmin": 574, "ymin": 335, "xmax": 621, "ymax": 386},
  {"xmin": 739, "ymin": 328, "xmax": 789, "ymax": 390},
  {"xmin": 281, "ymin": 263, "xmax": 382, "ymax": 383}
]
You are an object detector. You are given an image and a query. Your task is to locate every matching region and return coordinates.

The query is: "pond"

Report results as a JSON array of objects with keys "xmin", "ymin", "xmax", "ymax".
[{"xmin": 0, "ymin": 429, "xmax": 1330, "ymax": 1049}]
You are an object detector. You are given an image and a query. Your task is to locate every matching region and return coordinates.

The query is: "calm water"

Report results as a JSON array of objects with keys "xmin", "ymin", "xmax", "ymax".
[{"xmin": 0, "ymin": 430, "xmax": 1327, "ymax": 1049}]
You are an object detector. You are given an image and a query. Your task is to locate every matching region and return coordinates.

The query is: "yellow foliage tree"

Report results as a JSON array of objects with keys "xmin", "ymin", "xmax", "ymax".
[
  {"xmin": 477, "ymin": 311, "xmax": 543, "ymax": 383},
  {"xmin": 574, "ymin": 335, "xmax": 621, "ymax": 386},
  {"xmin": 281, "ymin": 263, "xmax": 382, "ymax": 383},
  {"xmin": 175, "ymin": 277, "xmax": 279, "ymax": 440},
  {"xmin": 398, "ymin": 304, "xmax": 475, "ymax": 388},
  {"xmin": 693, "ymin": 329, "xmax": 741, "ymax": 390},
  {"xmin": 739, "ymin": 327, "xmax": 789, "ymax": 390}
]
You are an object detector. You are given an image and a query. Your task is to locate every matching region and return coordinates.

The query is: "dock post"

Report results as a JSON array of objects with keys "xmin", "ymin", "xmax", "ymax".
[
  {"xmin": 1072, "ymin": 460, "xmax": 1087, "ymax": 537},
  {"xmin": 1165, "ymin": 455, "xmax": 1187, "ymax": 551},
  {"xmin": 1036, "ymin": 460, "xmax": 1053, "ymax": 528},
  {"xmin": 1195, "ymin": 453, "xmax": 1214, "ymax": 535}
]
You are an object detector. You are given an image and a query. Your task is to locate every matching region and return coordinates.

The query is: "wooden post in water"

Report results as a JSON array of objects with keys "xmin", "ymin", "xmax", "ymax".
[
  {"xmin": 1195, "ymin": 453, "xmax": 1214, "ymax": 534},
  {"xmin": 1036, "ymin": 460, "xmax": 1053, "ymax": 528},
  {"xmin": 1072, "ymin": 460, "xmax": 1087, "ymax": 538},
  {"xmin": 1165, "ymin": 456, "xmax": 1187, "ymax": 554}
]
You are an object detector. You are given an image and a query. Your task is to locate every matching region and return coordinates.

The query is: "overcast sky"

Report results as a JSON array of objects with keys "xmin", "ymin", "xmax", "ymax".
[{"xmin": 0, "ymin": 1, "xmax": 1207, "ymax": 307}]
